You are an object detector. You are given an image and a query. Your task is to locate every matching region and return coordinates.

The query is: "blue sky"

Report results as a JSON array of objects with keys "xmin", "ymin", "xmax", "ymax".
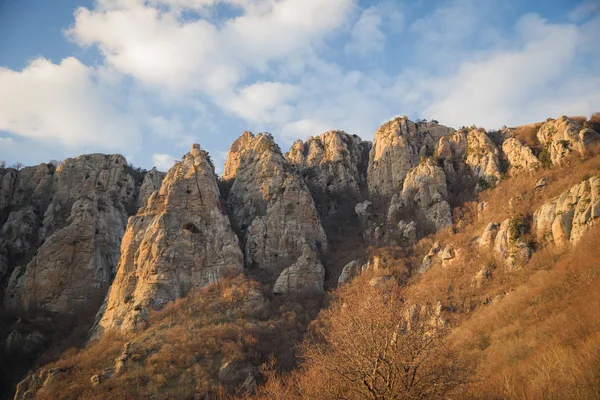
[{"xmin": 0, "ymin": 0, "xmax": 598, "ymax": 173}]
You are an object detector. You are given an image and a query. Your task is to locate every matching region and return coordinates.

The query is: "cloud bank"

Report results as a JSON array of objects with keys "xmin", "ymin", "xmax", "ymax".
[{"xmin": 0, "ymin": 0, "xmax": 598, "ymax": 169}]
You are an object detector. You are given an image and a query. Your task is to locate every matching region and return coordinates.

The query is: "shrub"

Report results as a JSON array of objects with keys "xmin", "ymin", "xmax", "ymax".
[
  {"xmin": 513, "ymin": 125, "xmax": 540, "ymax": 149},
  {"xmin": 588, "ymin": 112, "xmax": 600, "ymax": 133}
]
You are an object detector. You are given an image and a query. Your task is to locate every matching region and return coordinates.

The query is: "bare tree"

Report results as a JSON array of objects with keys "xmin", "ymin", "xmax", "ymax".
[
  {"xmin": 11, "ymin": 162, "xmax": 23, "ymax": 171},
  {"xmin": 48, "ymin": 159, "xmax": 62, "ymax": 167},
  {"xmin": 0, "ymin": 160, "xmax": 5, "ymax": 169},
  {"xmin": 295, "ymin": 282, "xmax": 468, "ymax": 399}
]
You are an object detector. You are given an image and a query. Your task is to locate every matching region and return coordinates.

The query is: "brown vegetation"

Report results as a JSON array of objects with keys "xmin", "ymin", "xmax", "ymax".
[
  {"xmin": 258, "ymin": 278, "xmax": 468, "ymax": 399},
  {"xmin": 512, "ymin": 124, "xmax": 540, "ymax": 149},
  {"xmin": 27, "ymin": 274, "xmax": 323, "ymax": 399}
]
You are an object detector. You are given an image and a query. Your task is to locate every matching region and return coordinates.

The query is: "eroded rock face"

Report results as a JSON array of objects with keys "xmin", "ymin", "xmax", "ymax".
[
  {"xmin": 368, "ymin": 118, "xmax": 454, "ymax": 196},
  {"xmin": 3, "ymin": 155, "xmax": 149, "ymax": 313},
  {"xmin": 502, "ymin": 137, "xmax": 540, "ymax": 175},
  {"xmin": 272, "ymin": 245, "xmax": 325, "ymax": 294},
  {"xmin": 137, "ymin": 168, "xmax": 165, "ymax": 209},
  {"xmin": 537, "ymin": 117, "xmax": 600, "ymax": 165},
  {"xmin": 286, "ymin": 131, "xmax": 370, "ymax": 216},
  {"xmin": 401, "ymin": 159, "xmax": 452, "ymax": 231},
  {"xmin": 96, "ymin": 145, "xmax": 244, "ymax": 333},
  {"xmin": 478, "ymin": 222, "xmax": 499, "ymax": 248},
  {"xmin": 225, "ymin": 132, "xmax": 327, "ymax": 291},
  {"xmin": 436, "ymin": 128, "xmax": 501, "ymax": 188},
  {"xmin": 0, "ymin": 164, "xmax": 55, "ymax": 284},
  {"xmin": 465, "ymin": 129, "xmax": 502, "ymax": 186},
  {"xmin": 534, "ymin": 176, "xmax": 600, "ymax": 246}
]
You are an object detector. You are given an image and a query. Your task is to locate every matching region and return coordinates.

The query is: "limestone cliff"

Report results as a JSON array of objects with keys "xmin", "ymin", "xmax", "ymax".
[
  {"xmin": 536, "ymin": 117, "xmax": 600, "ymax": 165},
  {"xmin": 1, "ymin": 155, "xmax": 159, "ymax": 313},
  {"xmin": 502, "ymin": 137, "xmax": 540, "ymax": 175},
  {"xmin": 401, "ymin": 159, "xmax": 452, "ymax": 232},
  {"xmin": 367, "ymin": 117, "xmax": 454, "ymax": 196},
  {"xmin": 435, "ymin": 127, "xmax": 502, "ymax": 192},
  {"xmin": 286, "ymin": 131, "xmax": 370, "ymax": 216},
  {"xmin": 225, "ymin": 132, "xmax": 327, "ymax": 292},
  {"xmin": 96, "ymin": 145, "xmax": 243, "ymax": 333},
  {"xmin": 137, "ymin": 168, "xmax": 166, "ymax": 209}
]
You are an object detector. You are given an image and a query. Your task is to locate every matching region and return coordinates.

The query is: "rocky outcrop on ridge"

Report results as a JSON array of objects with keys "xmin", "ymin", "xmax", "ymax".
[
  {"xmin": 1, "ymin": 155, "xmax": 157, "ymax": 314},
  {"xmin": 367, "ymin": 117, "xmax": 454, "ymax": 196},
  {"xmin": 472, "ymin": 176, "xmax": 600, "ymax": 270},
  {"xmin": 96, "ymin": 145, "xmax": 244, "ymax": 333},
  {"xmin": 286, "ymin": 131, "xmax": 370, "ymax": 216},
  {"xmin": 536, "ymin": 117, "xmax": 600, "ymax": 166},
  {"xmin": 435, "ymin": 127, "xmax": 501, "ymax": 189},
  {"xmin": 224, "ymin": 132, "xmax": 327, "ymax": 292}
]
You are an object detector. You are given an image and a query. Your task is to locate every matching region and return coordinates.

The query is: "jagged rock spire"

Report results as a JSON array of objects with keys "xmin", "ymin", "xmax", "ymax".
[{"xmin": 96, "ymin": 144, "xmax": 243, "ymax": 333}]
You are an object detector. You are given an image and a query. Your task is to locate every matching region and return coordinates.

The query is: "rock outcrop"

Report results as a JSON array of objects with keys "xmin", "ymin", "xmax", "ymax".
[
  {"xmin": 436, "ymin": 128, "xmax": 501, "ymax": 189},
  {"xmin": 536, "ymin": 117, "xmax": 600, "ymax": 165},
  {"xmin": 502, "ymin": 137, "xmax": 540, "ymax": 175},
  {"xmin": 368, "ymin": 117, "xmax": 454, "ymax": 196},
  {"xmin": 272, "ymin": 245, "xmax": 325, "ymax": 294},
  {"xmin": 401, "ymin": 159, "xmax": 452, "ymax": 231},
  {"xmin": 464, "ymin": 129, "xmax": 502, "ymax": 186},
  {"xmin": 492, "ymin": 218, "xmax": 533, "ymax": 270},
  {"xmin": 286, "ymin": 131, "xmax": 370, "ymax": 216},
  {"xmin": 224, "ymin": 132, "xmax": 327, "ymax": 293},
  {"xmin": 534, "ymin": 176, "xmax": 600, "ymax": 246},
  {"xmin": 96, "ymin": 145, "xmax": 244, "ymax": 333},
  {"xmin": 2, "ymin": 155, "xmax": 153, "ymax": 313},
  {"xmin": 337, "ymin": 260, "xmax": 363, "ymax": 287},
  {"xmin": 137, "ymin": 168, "xmax": 165, "ymax": 209}
]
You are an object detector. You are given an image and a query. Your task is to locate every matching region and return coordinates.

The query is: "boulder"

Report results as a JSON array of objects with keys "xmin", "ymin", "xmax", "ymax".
[
  {"xmin": 273, "ymin": 246, "xmax": 325, "ymax": 294},
  {"xmin": 337, "ymin": 260, "xmax": 362, "ymax": 287}
]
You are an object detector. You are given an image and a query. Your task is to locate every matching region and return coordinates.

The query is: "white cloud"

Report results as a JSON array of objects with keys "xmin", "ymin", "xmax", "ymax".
[
  {"xmin": 0, "ymin": 57, "xmax": 140, "ymax": 149},
  {"xmin": 152, "ymin": 153, "xmax": 177, "ymax": 170},
  {"xmin": 224, "ymin": 82, "xmax": 299, "ymax": 124},
  {"xmin": 67, "ymin": 0, "xmax": 356, "ymax": 94},
  {"xmin": 422, "ymin": 14, "xmax": 600, "ymax": 129},
  {"xmin": 345, "ymin": 7, "xmax": 386, "ymax": 57}
]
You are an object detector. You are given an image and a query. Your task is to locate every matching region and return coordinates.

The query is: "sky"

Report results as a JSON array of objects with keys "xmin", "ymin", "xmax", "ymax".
[{"xmin": 0, "ymin": 0, "xmax": 599, "ymax": 173}]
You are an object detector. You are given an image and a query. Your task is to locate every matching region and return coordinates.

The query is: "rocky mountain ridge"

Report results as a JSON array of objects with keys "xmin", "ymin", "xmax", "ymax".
[
  {"xmin": 2, "ymin": 113, "xmax": 600, "ymax": 398},
  {"xmin": 2, "ymin": 115, "xmax": 599, "ymax": 316}
]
